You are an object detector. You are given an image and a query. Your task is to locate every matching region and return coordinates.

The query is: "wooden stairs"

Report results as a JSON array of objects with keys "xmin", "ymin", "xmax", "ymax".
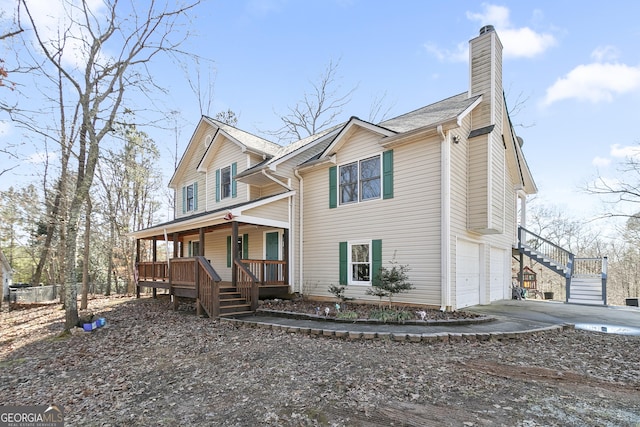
[{"xmin": 217, "ymin": 285, "xmax": 254, "ymax": 317}]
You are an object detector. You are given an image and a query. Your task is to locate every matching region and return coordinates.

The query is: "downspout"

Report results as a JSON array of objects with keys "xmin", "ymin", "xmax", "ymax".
[
  {"xmin": 288, "ymin": 185, "xmax": 294, "ymax": 294},
  {"xmin": 294, "ymin": 169, "xmax": 304, "ymax": 294},
  {"xmin": 438, "ymin": 125, "xmax": 452, "ymax": 311}
]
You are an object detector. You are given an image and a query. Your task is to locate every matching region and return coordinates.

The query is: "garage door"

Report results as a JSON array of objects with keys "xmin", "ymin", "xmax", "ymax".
[
  {"xmin": 490, "ymin": 247, "xmax": 506, "ymax": 302},
  {"xmin": 456, "ymin": 240, "xmax": 480, "ymax": 309}
]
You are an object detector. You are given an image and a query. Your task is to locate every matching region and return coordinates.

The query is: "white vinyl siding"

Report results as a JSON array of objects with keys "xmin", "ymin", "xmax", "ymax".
[
  {"xmin": 302, "ymin": 127, "xmax": 442, "ymax": 306},
  {"xmin": 244, "ymin": 198, "xmax": 289, "ymax": 223}
]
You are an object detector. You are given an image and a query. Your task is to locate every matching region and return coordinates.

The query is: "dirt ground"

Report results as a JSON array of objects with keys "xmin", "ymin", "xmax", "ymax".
[{"xmin": 1, "ymin": 296, "xmax": 639, "ymax": 426}]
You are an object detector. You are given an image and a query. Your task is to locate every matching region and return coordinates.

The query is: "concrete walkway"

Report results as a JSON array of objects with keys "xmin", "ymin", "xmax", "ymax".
[
  {"xmin": 221, "ymin": 299, "xmax": 640, "ymax": 342},
  {"xmin": 466, "ymin": 299, "xmax": 640, "ymax": 335}
]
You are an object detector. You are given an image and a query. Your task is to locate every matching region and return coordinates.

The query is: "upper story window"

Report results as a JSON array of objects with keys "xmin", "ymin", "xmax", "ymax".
[
  {"xmin": 182, "ymin": 182, "xmax": 198, "ymax": 214},
  {"xmin": 216, "ymin": 162, "xmax": 237, "ymax": 202},
  {"xmin": 339, "ymin": 155, "xmax": 381, "ymax": 204},
  {"xmin": 221, "ymin": 166, "xmax": 231, "ymax": 199},
  {"xmin": 186, "ymin": 184, "xmax": 195, "ymax": 211}
]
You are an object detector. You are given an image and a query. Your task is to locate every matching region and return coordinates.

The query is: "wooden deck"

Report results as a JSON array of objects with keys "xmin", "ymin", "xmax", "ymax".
[{"xmin": 136, "ymin": 257, "xmax": 289, "ymax": 317}]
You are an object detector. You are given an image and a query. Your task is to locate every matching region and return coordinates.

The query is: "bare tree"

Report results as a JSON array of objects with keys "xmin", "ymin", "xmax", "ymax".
[
  {"xmin": 368, "ymin": 91, "xmax": 395, "ymax": 123},
  {"xmin": 269, "ymin": 59, "xmax": 357, "ymax": 143},
  {"xmin": 184, "ymin": 57, "xmax": 216, "ymax": 116},
  {"xmin": 214, "ymin": 109, "xmax": 238, "ymax": 126},
  {"xmin": 586, "ymin": 146, "xmax": 640, "ymax": 221},
  {"xmin": 17, "ymin": 0, "xmax": 200, "ymax": 332}
]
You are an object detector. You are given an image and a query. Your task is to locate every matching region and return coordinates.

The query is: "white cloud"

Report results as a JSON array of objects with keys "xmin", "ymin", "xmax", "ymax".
[
  {"xmin": 610, "ymin": 143, "xmax": 640, "ymax": 159},
  {"xmin": 427, "ymin": 4, "xmax": 556, "ymax": 61},
  {"xmin": 19, "ymin": 0, "xmax": 110, "ymax": 69},
  {"xmin": 542, "ymin": 62, "xmax": 640, "ymax": 106},
  {"xmin": 591, "ymin": 45, "xmax": 620, "ymax": 62},
  {"xmin": 592, "ymin": 156, "xmax": 611, "ymax": 168},
  {"xmin": 466, "ymin": 4, "xmax": 511, "ymax": 28},
  {"xmin": 499, "ymin": 27, "xmax": 556, "ymax": 59}
]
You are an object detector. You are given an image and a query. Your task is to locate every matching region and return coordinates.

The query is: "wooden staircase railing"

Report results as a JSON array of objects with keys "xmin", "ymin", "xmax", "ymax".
[
  {"xmin": 235, "ymin": 260, "xmax": 259, "ymax": 312},
  {"xmin": 194, "ymin": 256, "xmax": 222, "ymax": 317}
]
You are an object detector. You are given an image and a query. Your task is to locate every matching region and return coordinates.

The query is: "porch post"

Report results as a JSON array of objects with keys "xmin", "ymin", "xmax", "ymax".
[
  {"xmin": 231, "ymin": 221, "xmax": 238, "ymax": 287},
  {"xmin": 152, "ymin": 237, "xmax": 157, "ymax": 299},
  {"xmin": 135, "ymin": 239, "xmax": 140, "ymax": 298},
  {"xmin": 173, "ymin": 233, "xmax": 179, "ymax": 258},
  {"xmin": 283, "ymin": 228, "xmax": 289, "ymax": 286},
  {"xmin": 199, "ymin": 227, "xmax": 205, "ymax": 256}
]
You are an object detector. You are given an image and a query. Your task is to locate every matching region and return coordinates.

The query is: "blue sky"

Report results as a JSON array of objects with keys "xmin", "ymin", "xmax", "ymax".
[{"xmin": 2, "ymin": 1, "xmax": 640, "ymax": 231}]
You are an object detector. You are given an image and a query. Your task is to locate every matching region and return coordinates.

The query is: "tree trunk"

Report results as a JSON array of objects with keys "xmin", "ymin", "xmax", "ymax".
[{"xmin": 81, "ymin": 198, "xmax": 91, "ymax": 310}]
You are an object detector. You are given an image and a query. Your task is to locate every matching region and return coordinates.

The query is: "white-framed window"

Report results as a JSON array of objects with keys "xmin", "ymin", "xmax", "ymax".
[
  {"xmin": 182, "ymin": 181, "xmax": 198, "ymax": 213},
  {"xmin": 349, "ymin": 240, "xmax": 371, "ymax": 285},
  {"xmin": 339, "ymin": 155, "xmax": 381, "ymax": 204},
  {"xmin": 221, "ymin": 165, "xmax": 231, "ymax": 199},
  {"xmin": 186, "ymin": 184, "xmax": 195, "ymax": 211}
]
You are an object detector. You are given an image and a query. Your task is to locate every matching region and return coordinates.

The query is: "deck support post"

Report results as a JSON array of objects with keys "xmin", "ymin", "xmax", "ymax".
[
  {"xmin": 152, "ymin": 238, "xmax": 158, "ymax": 299},
  {"xmin": 135, "ymin": 239, "xmax": 141, "ymax": 299},
  {"xmin": 232, "ymin": 221, "xmax": 238, "ymax": 287}
]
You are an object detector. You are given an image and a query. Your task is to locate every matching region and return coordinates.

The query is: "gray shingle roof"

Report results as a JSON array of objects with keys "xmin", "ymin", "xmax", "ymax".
[
  {"xmin": 205, "ymin": 117, "xmax": 282, "ymax": 156},
  {"xmin": 378, "ymin": 92, "xmax": 480, "ymax": 133}
]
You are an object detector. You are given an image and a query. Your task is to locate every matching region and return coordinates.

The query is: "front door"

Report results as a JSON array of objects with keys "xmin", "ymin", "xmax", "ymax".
[{"xmin": 265, "ymin": 232, "xmax": 279, "ymax": 282}]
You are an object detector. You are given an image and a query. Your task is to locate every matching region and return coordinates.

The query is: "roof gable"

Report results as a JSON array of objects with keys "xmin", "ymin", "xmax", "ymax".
[
  {"xmin": 169, "ymin": 117, "xmax": 282, "ymax": 187},
  {"xmin": 319, "ymin": 117, "xmax": 396, "ymax": 158}
]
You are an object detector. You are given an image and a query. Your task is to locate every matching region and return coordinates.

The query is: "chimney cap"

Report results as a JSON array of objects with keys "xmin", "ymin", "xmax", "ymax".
[{"xmin": 479, "ymin": 25, "xmax": 495, "ymax": 35}]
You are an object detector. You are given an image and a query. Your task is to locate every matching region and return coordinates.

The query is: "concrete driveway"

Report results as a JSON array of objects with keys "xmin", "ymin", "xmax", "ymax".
[{"xmin": 466, "ymin": 299, "xmax": 640, "ymax": 335}]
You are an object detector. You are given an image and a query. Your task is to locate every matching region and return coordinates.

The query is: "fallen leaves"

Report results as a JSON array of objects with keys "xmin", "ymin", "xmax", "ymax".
[{"xmin": 1, "ymin": 296, "xmax": 639, "ymax": 426}]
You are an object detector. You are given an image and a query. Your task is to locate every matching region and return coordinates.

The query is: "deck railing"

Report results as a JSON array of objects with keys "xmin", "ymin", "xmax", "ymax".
[
  {"xmin": 573, "ymin": 257, "xmax": 607, "ymax": 278},
  {"xmin": 235, "ymin": 260, "xmax": 259, "ymax": 311},
  {"xmin": 518, "ymin": 227, "xmax": 573, "ymax": 275},
  {"xmin": 169, "ymin": 258, "xmax": 197, "ymax": 287},
  {"xmin": 195, "ymin": 256, "xmax": 222, "ymax": 317},
  {"xmin": 243, "ymin": 259, "xmax": 286, "ymax": 285},
  {"xmin": 137, "ymin": 261, "xmax": 169, "ymax": 283}
]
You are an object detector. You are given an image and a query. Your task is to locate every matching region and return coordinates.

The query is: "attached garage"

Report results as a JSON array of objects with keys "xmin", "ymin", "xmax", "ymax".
[
  {"xmin": 456, "ymin": 240, "xmax": 480, "ymax": 309},
  {"xmin": 489, "ymin": 247, "xmax": 506, "ymax": 302}
]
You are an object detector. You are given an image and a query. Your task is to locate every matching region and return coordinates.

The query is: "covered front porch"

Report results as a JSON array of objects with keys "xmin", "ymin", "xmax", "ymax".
[{"xmin": 133, "ymin": 198, "xmax": 293, "ymax": 317}]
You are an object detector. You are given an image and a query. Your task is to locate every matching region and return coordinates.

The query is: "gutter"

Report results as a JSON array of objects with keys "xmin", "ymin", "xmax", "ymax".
[{"xmin": 438, "ymin": 125, "xmax": 452, "ymax": 311}]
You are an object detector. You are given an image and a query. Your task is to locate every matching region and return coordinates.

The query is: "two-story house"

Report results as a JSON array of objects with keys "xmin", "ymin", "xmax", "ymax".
[{"xmin": 132, "ymin": 26, "xmax": 537, "ymax": 316}]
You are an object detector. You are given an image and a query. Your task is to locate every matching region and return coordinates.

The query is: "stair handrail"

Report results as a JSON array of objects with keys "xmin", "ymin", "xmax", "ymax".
[
  {"xmin": 518, "ymin": 226, "xmax": 574, "ymax": 277},
  {"xmin": 235, "ymin": 259, "xmax": 259, "ymax": 311},
  {"xmin": 195, "ymin": 256, "xmax": 222, "ymax": 317}
]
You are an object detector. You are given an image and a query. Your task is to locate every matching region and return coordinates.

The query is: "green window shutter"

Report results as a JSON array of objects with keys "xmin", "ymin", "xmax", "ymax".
[
  {"xmin": 231, "ymin": 162, "xmax": 237, "ymax": 198},
  {"xmin": 383, "ymin": 150, "xmax": 394, "ymax": 199},
  {"xmin": 242, "ymin": 233, "xmax": 249, "ymax": 259},
  {"xmin": 329, "ymin": 166, "xmax": 337, "ymax": 209},
  {"xmin": 339, "ymin": 241, "xmax": 347, "ymax": 285},
  {"xmin": 193, "ymin": 182, "xmax": 198, "ymax": 210},
  {"xmin": 226, "ymin": 236, "xmax": 231, "ymax": 267},
  {"xmin": 372, "ymin": 239, "xmax": 382, "ymax": 285},
  {"xmin": 215, "ymin": 169, "xmax": 220, "ymax": 202},
  {"xmin": 182, "ymin": 186, "xmax": 186, "ymax": 213}
]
